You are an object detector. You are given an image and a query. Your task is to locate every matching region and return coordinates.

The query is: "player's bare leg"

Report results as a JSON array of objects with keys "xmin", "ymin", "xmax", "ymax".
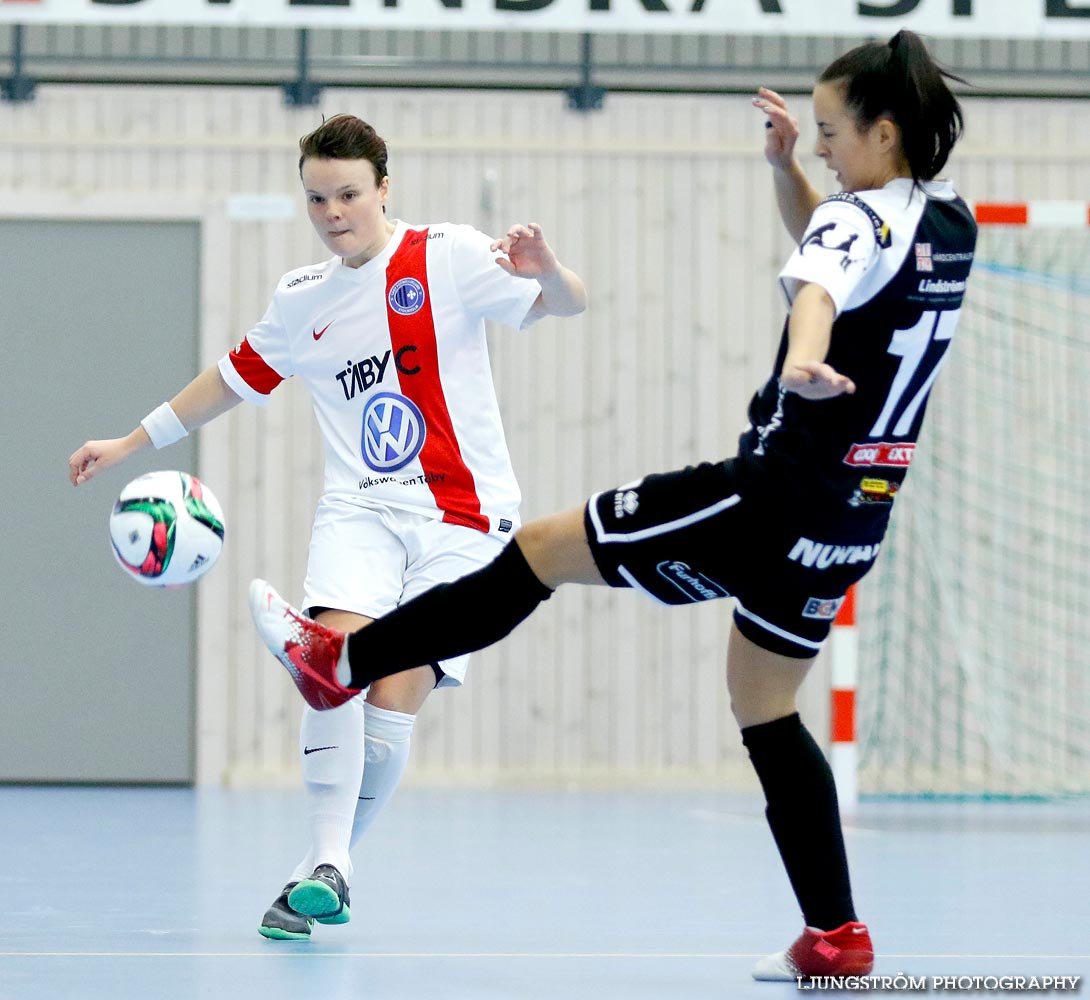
[
  {"xmin": 510, "ymin": 504, "xmax": 606, "ymax": 589},
  {"xmin": 725, "ymin": 623, "xmax": 814, "ymax": 728},
  {"xmin": 727, "ymin": 624, "xmax": 873, "ymax": 980}
]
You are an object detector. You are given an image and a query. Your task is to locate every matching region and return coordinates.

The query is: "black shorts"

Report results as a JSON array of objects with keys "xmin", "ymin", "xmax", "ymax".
[{"xmin": 583, "ymin": 460, "xmax": 883, "ymax": 658}]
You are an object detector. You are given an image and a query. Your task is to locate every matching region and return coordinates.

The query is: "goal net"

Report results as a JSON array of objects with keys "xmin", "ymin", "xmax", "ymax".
[{"xmin": 857, "ymin": 204, "xmax": 1090, "ymax": 798}]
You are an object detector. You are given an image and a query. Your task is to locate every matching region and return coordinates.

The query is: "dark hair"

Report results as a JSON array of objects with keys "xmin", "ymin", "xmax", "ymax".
[
  {"xmin": 298, "ymin": 114, "xmax": 388, "ymax": 183},
  {"xmin": 818, "ymin": 30, "xmax": 966, "ymax": 186}
]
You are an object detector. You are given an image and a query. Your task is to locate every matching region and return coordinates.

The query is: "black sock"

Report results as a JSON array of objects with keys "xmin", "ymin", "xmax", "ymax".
[
  {"xmin": 346, "ymin": 538, "xmax": 553, "ymax": 689},
  {"xmin": 741, "ymin": 713, "xmax": 858, "ymax": 930}
]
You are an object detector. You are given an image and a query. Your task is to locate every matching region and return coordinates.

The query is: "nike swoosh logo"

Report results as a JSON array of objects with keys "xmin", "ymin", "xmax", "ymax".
[
  {"xmin": 303, "ymin": 745, "xmax": 338, "ymax": 755},
  {"xmin": 312, "ymin": 322, "xmax": 332, "ymax": 341}
]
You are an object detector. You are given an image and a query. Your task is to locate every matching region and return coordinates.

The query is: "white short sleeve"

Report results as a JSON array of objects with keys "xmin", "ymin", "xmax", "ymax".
[
  {"xmin": 446, "ymin": 225, "xmax": 542, "ymax": 331},
  {"xmin": 779, "ymin": 194, "xmax": 890, "ymax": 315},
  {"xmin": 217, "ymin": 296, "xmax": 292, "ymax": 405}
]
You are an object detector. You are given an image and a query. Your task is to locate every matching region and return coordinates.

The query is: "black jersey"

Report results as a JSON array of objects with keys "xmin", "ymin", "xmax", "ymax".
[{"xmin": 736, "ymin": 178, "xmax": 977, "ymax": 538}]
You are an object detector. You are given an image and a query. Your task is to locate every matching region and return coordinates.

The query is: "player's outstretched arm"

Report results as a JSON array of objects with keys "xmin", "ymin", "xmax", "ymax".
[
  {"xmin": 490, "ymin": 222, "xmax": 587, "ymax": 321},
  {"xmin": 68, "ymin": 366, "xmax": 243, "ymax": 486},
  {"xmin": 752, "ymin": 87, "xmax": 823, "ymax": 244},
  {"xmin": 779, "ymin": 282, "xmax": 856, "ymax": 400}
]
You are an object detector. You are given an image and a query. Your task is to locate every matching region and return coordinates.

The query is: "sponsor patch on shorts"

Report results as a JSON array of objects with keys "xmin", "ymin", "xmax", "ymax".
[
  {"xmin": 801, "ymin": 596, "xmax": 845, "ymax": 621},
  {"xmin": 655, "ymin": 560, "xmax": 731, "ymax": 602}
]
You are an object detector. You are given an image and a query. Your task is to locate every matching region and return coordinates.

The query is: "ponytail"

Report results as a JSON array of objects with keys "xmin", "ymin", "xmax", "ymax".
[{"xmin": 819, "ymin": 29, "xmax": 966, "ymax": 186}]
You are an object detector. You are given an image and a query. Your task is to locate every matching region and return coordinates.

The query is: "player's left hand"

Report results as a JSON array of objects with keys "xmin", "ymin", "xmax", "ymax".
[
  {"xmin": 752, "ymin": 87, "xmax": 801, "ymax": 171},
  {"xmin": 491, "ymin": 223, "xmax": 560, "ymax": 279},
  {"xmin": 780, "ymin": 362, "xmax": 856, "ymax": 400}
]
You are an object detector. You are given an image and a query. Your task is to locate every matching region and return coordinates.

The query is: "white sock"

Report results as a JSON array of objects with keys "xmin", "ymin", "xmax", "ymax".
[
  {"xmin": 349, "ymin": 703, "xmax": 415, "ymax": 849},
  {"xmin": 290, "ymin": 698, "xmax": 367, "ymax": 883}
]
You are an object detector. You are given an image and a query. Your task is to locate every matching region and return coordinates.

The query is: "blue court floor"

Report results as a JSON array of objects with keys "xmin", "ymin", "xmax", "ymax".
[{"xmin": 0, "ymin": 786, "xmax": 1086, "ymax": 1000}]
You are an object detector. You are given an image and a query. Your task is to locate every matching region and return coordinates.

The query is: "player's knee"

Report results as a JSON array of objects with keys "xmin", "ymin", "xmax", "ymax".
[
  {"xmin": 727, "ymin": 671, "xmax": 800, "ymax": 729},
  {"xmin": 513, "ymin": 520, "xmax": 548, "ymax": 563},
  {"xmin": 730, "ymin": 692, "xmax": 800, "ymax": 730},
  {"xmin": 365, "ymin": 667, "xmax": 434, "ymax": 714},
  {"xmin": 512, "ymin": 507, "xmax": 593, "ymax": 589},
  {"xmin": 513, "ymin": 521, "xmax": 566, "ymax": 589}
]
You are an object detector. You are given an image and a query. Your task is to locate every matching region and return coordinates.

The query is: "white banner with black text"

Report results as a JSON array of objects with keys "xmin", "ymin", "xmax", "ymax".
[{"xmin": 1, "ymin": 0, "xmax": 1089, "ymax": 37}]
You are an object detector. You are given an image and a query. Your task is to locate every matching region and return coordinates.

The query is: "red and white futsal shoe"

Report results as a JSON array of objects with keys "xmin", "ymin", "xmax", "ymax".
[
  {"xmin": 249, "ymin": 579, "xmax": 360, "ymax": 711},
  {"xmin": 752, "ymin": 921, "xmax": 874, "ymax": 981}
]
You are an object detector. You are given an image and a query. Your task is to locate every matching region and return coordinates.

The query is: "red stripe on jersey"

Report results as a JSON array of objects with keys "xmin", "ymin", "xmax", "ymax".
[
  {"xmin": 227, "ymin": 338, "xmax": 284, "ymax": 396},
  {"xmin": 974, "ymin": 203, "xmax": 1027, "ymax": 226},
  {"xmin": 386, "ymin": 229, "xmax": 489, "ymax": 533}
]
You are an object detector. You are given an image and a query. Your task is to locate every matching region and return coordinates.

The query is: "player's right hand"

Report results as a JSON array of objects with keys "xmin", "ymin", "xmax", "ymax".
[
  {"xmin": 68, "ymin": 436, "xmax": 134, "ymax": 486},
  {"xmin": 752, "ymin": 87, "xmax": 800, "ymax": 171},
  {"xmin": 490, "ymin": 222, "xmax": 560, "ymax": 280}
]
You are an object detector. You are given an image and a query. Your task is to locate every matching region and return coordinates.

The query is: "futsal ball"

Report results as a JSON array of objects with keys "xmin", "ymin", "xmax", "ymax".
[{"xmin": 109, "ymin": 470, "xmax": 226, "ymax": 587}]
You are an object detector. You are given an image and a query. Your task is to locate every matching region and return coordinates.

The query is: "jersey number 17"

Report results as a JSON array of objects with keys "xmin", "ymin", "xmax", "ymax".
[{"xmin": 870, "ymin": 308, "xmax": 961, "ymax": 439}]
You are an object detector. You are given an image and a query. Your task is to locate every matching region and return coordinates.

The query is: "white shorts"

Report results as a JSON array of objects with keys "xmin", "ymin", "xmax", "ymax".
[{"xmin": 302, "ymin": 497, "xmax": 509, "ymax": 686}]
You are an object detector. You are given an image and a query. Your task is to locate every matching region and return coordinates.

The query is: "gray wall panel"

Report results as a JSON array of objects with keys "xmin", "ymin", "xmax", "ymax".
[{"xmin": 0, "ymin": 219, "xmax": 200, "ymax": 783}]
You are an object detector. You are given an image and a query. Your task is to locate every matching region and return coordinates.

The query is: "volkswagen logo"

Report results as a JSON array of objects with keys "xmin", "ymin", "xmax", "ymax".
[{"xmin": 361, "ymin": 392, "xmax": 426, "ymax": 471}]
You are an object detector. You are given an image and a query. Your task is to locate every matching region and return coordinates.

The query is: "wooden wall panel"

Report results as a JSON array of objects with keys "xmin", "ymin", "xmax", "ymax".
[{"xmin": 3, "ymin": 85, "xmax": 1086, "ymax": 786}]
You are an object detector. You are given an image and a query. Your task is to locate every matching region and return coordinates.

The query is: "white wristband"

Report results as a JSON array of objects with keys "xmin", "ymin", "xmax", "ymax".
[{"xmin": 140, "ymin": 402, "xmax": 188, "ymax": 450}]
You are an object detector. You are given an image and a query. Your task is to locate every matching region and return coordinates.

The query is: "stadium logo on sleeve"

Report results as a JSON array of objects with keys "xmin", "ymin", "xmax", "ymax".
[
  {"xmin": 388, "ymin": 277, "xmax": 426, "ymax": 316},
  {"xmin": 361, "ymin": 392, "xmax": 427, "ymax": 472}
]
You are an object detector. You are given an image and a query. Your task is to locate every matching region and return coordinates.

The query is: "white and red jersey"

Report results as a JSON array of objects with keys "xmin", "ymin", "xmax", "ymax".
[{"xmin": 218, "ymin": 220, "xmax": 541, "ymax": 535}]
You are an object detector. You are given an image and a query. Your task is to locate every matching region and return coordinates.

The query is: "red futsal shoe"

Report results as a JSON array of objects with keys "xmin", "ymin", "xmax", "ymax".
[
  {"xmin": 249, "ymin": 579, "xmax": 360, "ymax": 710},
  {"xmin": 752, "ymin": 921, "xmax": 874, "ymax": 981}
]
